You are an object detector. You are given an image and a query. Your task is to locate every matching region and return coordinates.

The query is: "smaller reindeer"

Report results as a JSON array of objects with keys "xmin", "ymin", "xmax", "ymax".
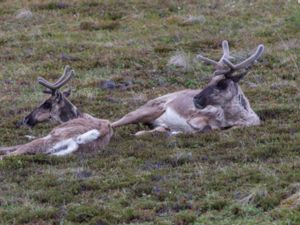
[
  {"xmin": 0, "ymin": 117, "xmax": 113, "ymax": 158},
  {"xmin": 0, "ymin": 67, "xmax": 113, "ymax": 158},
  {"xmin": 112, "ymin": 41, "xmax": 264, "ymax": 135}
]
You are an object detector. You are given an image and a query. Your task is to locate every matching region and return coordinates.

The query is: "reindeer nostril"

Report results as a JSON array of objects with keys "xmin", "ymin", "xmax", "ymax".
[
  {"xmin": 16, "ymin": 120, "xmax": 23, "ymax": 128},
  {"xmin": 193, "ymin": 96, "xmax": 206, "ymax": 109},
  {"xmin": 16, "ymin": 117, "xmax": 29, "ymax": 127}
]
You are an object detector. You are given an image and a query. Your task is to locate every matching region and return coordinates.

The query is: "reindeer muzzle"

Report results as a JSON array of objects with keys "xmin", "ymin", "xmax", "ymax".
[{"xmin": 16, "ymin": 118, "xmax": 26, "ymax": 128}]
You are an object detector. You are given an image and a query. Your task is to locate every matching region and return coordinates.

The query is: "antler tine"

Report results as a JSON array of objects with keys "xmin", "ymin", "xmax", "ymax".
[
  {"xmin": 222, "ymin": 44, "xmax": 265, "ymax": 70},
  {"xmin": 38, "ymin": 77, "xmax": 57, "ymax": 90},
  {"xmin": 54, "ymin": 69, "xmax": 75, "ymax": 89},
  {"xmin": 38, "ymin": 65, "xmax": 72, "ymax": 91},
  {"xmin": 214, "ymin": 68, "xmax": 231, "ymax": 76},
  {"xmin": 38, "ymin": 68, "xmax": 74, "ymax": 91},
  {"xmin": 219, "ymin": 40, "xmax": 230, "ymax": 62},
  {"xmin": 197, "ymin": 40, "xmax": 234, "ymax": 69},
  {"xmin": 53, "ymin": 65, "xmax": 71, "ymax": 85},
  {"xmin": 196, "ymin": 54, "xmax": 222, "ymax": 67}
]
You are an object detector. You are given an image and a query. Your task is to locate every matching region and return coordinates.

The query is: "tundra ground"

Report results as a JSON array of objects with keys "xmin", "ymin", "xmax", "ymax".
[{"xmin": 0, "ymin": 0, "xmax": 299, "ymax": 224}]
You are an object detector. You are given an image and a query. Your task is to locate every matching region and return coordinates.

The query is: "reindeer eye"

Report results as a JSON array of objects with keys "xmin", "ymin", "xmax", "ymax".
[
  {"xmin": 42, "ymin": 101, "xmax": 52, "ymax": 109},
  {"xmin": 216, "ymin": 79, "xmax": 229, "ymax": 90}
]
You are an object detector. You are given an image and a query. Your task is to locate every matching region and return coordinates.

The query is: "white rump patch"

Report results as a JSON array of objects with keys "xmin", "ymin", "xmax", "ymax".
[
  {"xmin": 75, "ymin": 129, "xmax": 100, "ymax": 144},
  {"xmin": 49, "ymin": 139, "xmax": 79, "ymax": 156}
]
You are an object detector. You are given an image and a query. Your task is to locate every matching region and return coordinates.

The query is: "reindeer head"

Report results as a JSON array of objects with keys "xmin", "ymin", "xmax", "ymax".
[
  {"xmin": 194, "ymin": 41, "xmax": 264, "ymax": 127},
  {"xmin": 17, "ymin": 66, "xmax": 81, "ymax": 127}
]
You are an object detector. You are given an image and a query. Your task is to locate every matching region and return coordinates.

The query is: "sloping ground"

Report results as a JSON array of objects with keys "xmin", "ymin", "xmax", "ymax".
[{"xmin": 0, "ymin": 0, "xmax": 299, "ymax": 224}]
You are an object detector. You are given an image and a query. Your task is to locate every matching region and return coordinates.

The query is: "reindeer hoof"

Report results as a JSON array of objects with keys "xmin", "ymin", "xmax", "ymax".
[
  {"xmin": 25, "ymin": 135, "xmax": 36, "ymax": 140},
  {"xmin": 169, "ymin": 131, "xmax": 183, "ymax": 136},
  {"xmin": 134, "ymin": 131, "xmax": 147, "ymax": 137}
]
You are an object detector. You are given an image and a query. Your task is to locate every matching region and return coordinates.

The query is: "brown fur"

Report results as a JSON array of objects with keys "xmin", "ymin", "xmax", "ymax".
[{"xmin": 1, "ymin": 116, "xmax": 113, "ymax": 158}]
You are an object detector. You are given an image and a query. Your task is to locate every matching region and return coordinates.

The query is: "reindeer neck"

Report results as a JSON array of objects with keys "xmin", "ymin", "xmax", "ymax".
[
  {"xmin": 55, "ymin": 98, "xmax": 86, "ymax": 123},
  {"xmin": 223, "ymin": 86, "xmax": 260, "ymax": 127},
  {"xmin": 67, "ymin": 103, "xmax": 95, "ymax": 121}
]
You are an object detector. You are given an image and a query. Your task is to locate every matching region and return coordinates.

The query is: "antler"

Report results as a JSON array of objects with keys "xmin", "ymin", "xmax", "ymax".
[
  {"xmin": 196, "ymin": 54, "xmax": 221, "ymax": 68},
  {"xmin": 222, "ymin": 44, "xmax": 264, "ymax": 70},
  {"xmin": 196, "ymin": 40, "xmax": 234, "ymax": 69},
  {"xmin": 197, "ymin": 40, "xmax": 264, "ymax": 78},
  {"xmin": 53, "ymin": 65, "xmax": 72, "ymax": 85},
  {"xmin": 38, "ymin": 65, "xmax": 75, "ymax": 92},
  {"xmin": 219, "ymin": 40, "xmax": 233, "ymax": 62}
]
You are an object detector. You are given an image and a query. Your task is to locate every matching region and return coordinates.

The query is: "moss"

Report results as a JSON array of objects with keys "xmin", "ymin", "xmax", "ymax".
[
  {"xmin": 271, "ymin": 208, "xmax": 300, "ymax": 224},
  {"xmin": 174, "ymin": 210, "xmax": 196, "ymax": 225},
  {"xmin": 257, "ymin": 106, "xmax": 296, "ymax": 121},
  {"xmin": 67, "ymin": 205, "xmax": 99, "ymax": 223},
  {"xmin": 80, "ymin": 20, "xmax": 119, "ymax": 31},
  {"xmin": 122, "ymin": 207, "xmax": 140, "ymax": 223},
  {"xmin": 154, "ymin": 45, "xmax": 174, "ymax": 54},
  {"xmin": 133, "ymin": 181, "xmax": 153, "ymax": 197},
  {"xmin": 90, "ymin": 217, "xmax": 111, "ymax": 225},
  {"xmin": 33, "ymin": 189, "xmax": 74, "ymax": 205},
  {"xmin": 0, "ymin": 156, "xmax": 30, "ymax": 170},
  {"xmin": 79, "ymin": 21, "xmax": 100, "ymax": 31},
  {"xmin": 284, "ymin": 6, "xmax": 300, "ymax": 31},
  {"xmin": 203, "ymin": 197, "xmax": 229, "ymax": 212},
  {"xmin": 80, "ymin": 179, "xmax": 102, "ymax": 191},
  {"xmin": 0, "ymin": 206, "xmax": 57, "ymax": 224},
  {"xmin": 32, "ymin": 2, "xmax": 70, "ymax": 10}
]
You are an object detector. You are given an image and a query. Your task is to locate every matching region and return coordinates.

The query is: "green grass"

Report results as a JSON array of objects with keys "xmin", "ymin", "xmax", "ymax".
[{"xmin": 0, "ymin": 0, "xmax": 299, "ymax": 224}]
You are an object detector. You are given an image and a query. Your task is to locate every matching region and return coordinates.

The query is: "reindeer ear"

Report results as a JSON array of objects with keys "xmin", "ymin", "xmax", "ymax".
[
  {"xmin": 229, "ymin": 70, "xmax": 248, "ymax": 83},
  {"xmin": 54, "ymin": 91, "xmax": 63, "ymax": 103},
  {"xmin": 63, "ymin": 89, "xmax": 71, "ymax": 98},
  {"xmin": 43, "ymin": 88, "xmax": 53, "ymax": 95},
  {"xmin": 230, "ymin": 75, "xmax": 244, "ymax": 83}
]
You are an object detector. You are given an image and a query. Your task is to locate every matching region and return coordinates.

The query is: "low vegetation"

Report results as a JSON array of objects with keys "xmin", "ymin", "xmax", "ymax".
[{"xmin": 0, "ymin": 0, "xmax": 299, "ymax": 224}]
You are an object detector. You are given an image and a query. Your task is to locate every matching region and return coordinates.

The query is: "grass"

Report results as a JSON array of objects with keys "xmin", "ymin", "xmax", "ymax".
[{"xmin": 0, "ymin": 0, "xmax": 299, "ymax": 224}]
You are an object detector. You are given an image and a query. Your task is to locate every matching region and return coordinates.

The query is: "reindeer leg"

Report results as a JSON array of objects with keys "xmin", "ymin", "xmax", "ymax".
[
  {"xmin": 187, "ymin": 117, "xmax": 212, "ymax": 132},
  {"xmin": 75, "ymin": 129, "xmax": 101, "ymax": 145},
  {"xmin": 0, "ymin": 145, "xmax": 23, "ymax": 155},
  {"xmin": 135, "ymin": 126, "xmax": 169, "ymax": 136},
  {"xmin": 49, "ymin": 139, "xmax": 79, "ymax": 156},
  {"xmin": 50, "ymin": 129, "xmax": 101, "ymax": 156},
  {"xmin": 112, "ymin": 101, "xmax": 165, "ymax": 128},
  {"xmin": 2, "ymin": 139, "xmax": 48, "ymax": 158},
  {"xmin": 187, "ymin": 106, "xmax": 225, "ymax": 132}
]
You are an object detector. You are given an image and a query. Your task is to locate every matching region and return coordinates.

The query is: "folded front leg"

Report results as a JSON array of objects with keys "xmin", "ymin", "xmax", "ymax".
[{"xmin": 187, "ymin": 106, "xmax": 225, "ymax": 132}]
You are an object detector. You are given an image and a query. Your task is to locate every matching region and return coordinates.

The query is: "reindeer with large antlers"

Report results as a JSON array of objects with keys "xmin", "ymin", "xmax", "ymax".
[
  {"xmin": 0, "ymin": 66, "xmax": 113, "ymax": 158},
  {"xmin": 112, "ymin": 41, "xmax": 264, "ymax": 135}
]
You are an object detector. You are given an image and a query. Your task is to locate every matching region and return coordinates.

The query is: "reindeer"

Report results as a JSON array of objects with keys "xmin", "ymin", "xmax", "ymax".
[
  {"xmin": 0, "ymin": 66, "xmax": 113, "ymax": 158},
  {"xmin": 16, "ymin": 65, "xmax": 87, "ymax": 127},
  {"xmin": 112, "ymin": 40, "xmax": 264, "ymax": 136}
]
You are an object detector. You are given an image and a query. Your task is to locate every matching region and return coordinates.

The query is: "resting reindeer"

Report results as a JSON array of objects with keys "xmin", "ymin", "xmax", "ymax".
[
  {"xmin": 112, "ymin": 40, "xmax": 264, "ymax": 136},
  {"xmin": 16, "ymin": 65, "xmax": 87, "ymax": 127},
  {"xmin": 0, "ymin": 66, "xmax": 113, "ymax": 158}
]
